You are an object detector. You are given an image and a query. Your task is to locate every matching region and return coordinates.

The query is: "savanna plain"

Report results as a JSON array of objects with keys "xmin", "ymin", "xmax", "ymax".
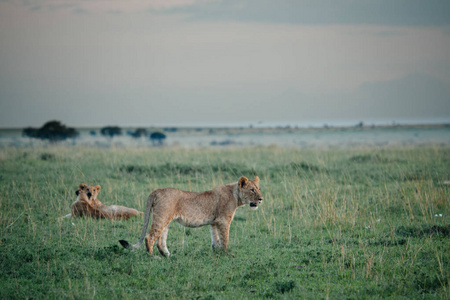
[{"xmin": 0, "ymin": 145, "xmax": 449, "ymax": 299}]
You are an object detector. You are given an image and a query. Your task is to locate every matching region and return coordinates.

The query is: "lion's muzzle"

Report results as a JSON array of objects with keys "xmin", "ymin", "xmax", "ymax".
[
  {"xmin": 250, "ymin": 197, "xmax": 263, "ymax": 210},
  {"xmin": 249, "ymin": 202, "xmax": 259, "ymax": 210}
]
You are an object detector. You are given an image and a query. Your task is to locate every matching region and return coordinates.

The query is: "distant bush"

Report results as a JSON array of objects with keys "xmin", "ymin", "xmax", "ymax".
[
  {"xmin": 22, "ymin": 120, "xmax": 78, "ymax": 143},
  {"xmin": 100, "ymin": 126, "xmax": 122, "ymax": 138},
  {"xmin": 128, "ymin": 128, "xmax": 147, "ymax": 138},
  {"xmin": 210, "ymin": 140, "xmax": 235, "ymax": 146},
  {"xmin": 163, "ymin": 127, "xmax": 178, "ymax": 133},
  {"xmin": 150, "ymin": 132, "xmax": 167, "ymax": 146}
]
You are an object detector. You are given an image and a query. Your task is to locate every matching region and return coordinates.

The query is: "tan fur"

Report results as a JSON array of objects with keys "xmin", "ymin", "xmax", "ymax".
[
  {"xmin": 119, "ymin": 176, "xmax": 263, "ymax": 257},
  {"xmin": 69, "ymin": 184, "xmax": 141, "ymax": 220}
]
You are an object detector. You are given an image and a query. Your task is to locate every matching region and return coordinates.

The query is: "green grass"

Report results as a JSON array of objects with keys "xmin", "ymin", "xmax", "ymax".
[{"xmin": 0, "ymin": 146, "xmax": 449, "ymax": 299}]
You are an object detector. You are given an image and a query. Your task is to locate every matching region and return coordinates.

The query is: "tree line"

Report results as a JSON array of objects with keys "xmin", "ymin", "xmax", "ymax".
[{"xmin": 23, "ymin": 121, "xmax": 167, "ymax": 145}]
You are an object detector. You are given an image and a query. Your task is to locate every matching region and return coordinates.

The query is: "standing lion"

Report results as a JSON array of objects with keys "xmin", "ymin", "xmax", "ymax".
[{"xmin": 119, "ymin": 176, "xmax": 263, "ymax": 257}]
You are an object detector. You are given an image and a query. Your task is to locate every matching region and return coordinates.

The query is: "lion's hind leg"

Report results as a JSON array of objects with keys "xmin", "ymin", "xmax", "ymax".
[
  {"xmin": 157, "ymin": 226, "xmax": 171, "ymax": 257},
  {"xmin": 145, "ymin": 222, "xmax": 171, "ymax": 257}
]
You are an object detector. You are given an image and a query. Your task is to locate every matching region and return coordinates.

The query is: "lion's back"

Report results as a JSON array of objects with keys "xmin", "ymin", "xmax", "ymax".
[{"xmin": 151, "ymin": 188, "xmax": 221, "ymax": 227}]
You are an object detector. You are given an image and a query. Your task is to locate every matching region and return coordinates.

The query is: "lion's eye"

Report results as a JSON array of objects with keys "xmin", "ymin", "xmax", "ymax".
[{"xmin": 251, "ymin": 189, "xmax": 256, "ymax": 193}]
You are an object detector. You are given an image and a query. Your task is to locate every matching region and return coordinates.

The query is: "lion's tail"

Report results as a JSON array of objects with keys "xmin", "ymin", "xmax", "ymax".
[{"xmin": 119, "ymin": 192, "xmax": 155, "ymax": 250}]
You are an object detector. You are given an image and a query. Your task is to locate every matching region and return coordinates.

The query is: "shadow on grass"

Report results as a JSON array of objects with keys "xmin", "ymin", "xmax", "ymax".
[{"xmin": 395, "ymin": 225, "xmax": 450, "ymax": 238}]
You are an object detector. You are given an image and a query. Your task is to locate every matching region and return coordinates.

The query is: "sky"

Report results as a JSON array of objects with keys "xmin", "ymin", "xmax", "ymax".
[{"xmin": 0, "ymin": 0, "xmax": 450, "ymax": 128}]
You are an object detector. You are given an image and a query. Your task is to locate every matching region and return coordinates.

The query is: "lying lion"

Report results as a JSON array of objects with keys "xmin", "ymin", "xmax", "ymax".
[
  {"xmin": 119, "ymin": 176, "xmax": 263, "ymax": 257},
  {"xmin": 63, "ymin": 184, "xmax": 141, "ymax": 220}
]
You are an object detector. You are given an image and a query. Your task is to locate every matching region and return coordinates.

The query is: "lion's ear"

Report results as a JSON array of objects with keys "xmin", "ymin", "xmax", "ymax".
[
  {"xmin": 95, "ymin": 185, "xmax": 101, "ymax": 192},
  {"xmin": 239, "ymin": 177, "xmax": 248, "ymax": 188},
  {"xmin": 79, "ymin": 183, "xmax": 87, "ymax": 189},
  {"xmin": 254, "ymin": 176, "xmax": 260, "ymax": 186}
]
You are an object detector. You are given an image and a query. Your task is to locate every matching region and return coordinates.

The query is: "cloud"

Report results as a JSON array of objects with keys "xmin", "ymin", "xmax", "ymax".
[
  {"xmin": 1, "ymin": 0, "xmax": 449, "ymax": 127},
  {"xmin": 167, "ymin": 0, "xmax": 450, "ymax": 26},
  {"xmin": 9, "ymin": 0, "xmax": 450, "ymax": 26},
  {"xmin": 15, "ymin": 0, "xmax": 215, "ymax": 14}
]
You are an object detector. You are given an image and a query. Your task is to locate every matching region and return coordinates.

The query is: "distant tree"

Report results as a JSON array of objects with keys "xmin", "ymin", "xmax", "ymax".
[
  {"xmin": 23, "ymin": 127, "xmax": 39, "ymax": 138},
  {"xmin": 100, "ymin": 126, "xmax": 122, "ymax": 138},
  {"xmin": 22, "ymin": 120, "xmax": 78, "ymax": 143},
  {"xmin": 163, "ymin": 127, "xmax": 178, "ymax": 133},
  {"xmin": 128, "ymin": 128, "xmax": 147, "ymax": 138},
  {"xmin": 150, "ymin": 132, "xmax": 166, "ymax": 146}
]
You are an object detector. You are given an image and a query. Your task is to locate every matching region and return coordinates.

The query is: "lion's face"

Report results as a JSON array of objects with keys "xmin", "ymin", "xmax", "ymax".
[
  {"xmin": 238, "ymin": 176, "xmax": 263, "ymax": 210},
  {"xmin": 75, "ymin": 183, "xmax": 101, "ymax": 202}
]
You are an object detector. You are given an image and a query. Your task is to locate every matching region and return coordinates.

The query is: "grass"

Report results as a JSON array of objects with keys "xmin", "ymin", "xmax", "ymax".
[{"xmin": 0, "ymin": 145, "xmax": 449, "ymax": 299}]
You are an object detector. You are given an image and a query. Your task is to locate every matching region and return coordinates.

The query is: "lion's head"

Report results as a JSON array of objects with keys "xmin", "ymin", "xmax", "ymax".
[
  {"xmin": 238, "ymin": 176, "xmax": 263, "ymax": 210},
  {"xmin": 75, "ymin": 183, "xmax": 101, "ymax": 203}
]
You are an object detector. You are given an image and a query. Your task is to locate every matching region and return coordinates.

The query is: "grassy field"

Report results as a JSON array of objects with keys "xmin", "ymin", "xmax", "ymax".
[{"xmin": 0, "ymin": 145, "xmax": 449, "ymax": 299}]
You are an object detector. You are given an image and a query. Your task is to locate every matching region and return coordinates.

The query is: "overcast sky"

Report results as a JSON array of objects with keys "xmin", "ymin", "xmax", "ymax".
[{"xmin": 1, "ymin": 0, "xmax": 449, "ymax": 128}]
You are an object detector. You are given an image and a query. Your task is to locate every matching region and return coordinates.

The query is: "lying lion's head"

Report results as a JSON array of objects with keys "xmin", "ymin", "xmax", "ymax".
[
  {"xmin": 75, "ymin": 183, "xmax": 101, "ymax": 202},
  {"xmin": 238, "ymin": 176, "xmax": 263, "ymax": 210}
]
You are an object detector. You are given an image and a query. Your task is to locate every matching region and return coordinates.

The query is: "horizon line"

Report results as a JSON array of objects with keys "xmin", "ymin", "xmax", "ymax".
[{"xmin": 1, "ymin": 119, "xmax": 449, "ymax": 130}]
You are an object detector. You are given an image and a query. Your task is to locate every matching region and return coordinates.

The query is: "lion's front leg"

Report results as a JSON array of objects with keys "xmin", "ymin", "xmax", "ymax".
[
  {"xmin": 210, "ymin": 224, "xmax": 221, "ymax": 249},
  {"xmin": 217, "ymin": 222, "xmax": 231, "ymax": 252}
]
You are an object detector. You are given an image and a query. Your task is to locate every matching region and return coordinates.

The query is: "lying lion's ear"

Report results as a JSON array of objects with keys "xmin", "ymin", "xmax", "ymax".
[
  {"xmin": 239, "ymin": 176, "xmax": 248, "ymax": 188},
  {"xmin": 79, "ymin": 183, "xmax": 87, "ymax": 189},
  {"xmin": 254, "ymin": 176, "xmax": 260, "ymax": 186},
  {"xmin": 95, "ymin": 185, "xmax": 101, "ymax": 192}
]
